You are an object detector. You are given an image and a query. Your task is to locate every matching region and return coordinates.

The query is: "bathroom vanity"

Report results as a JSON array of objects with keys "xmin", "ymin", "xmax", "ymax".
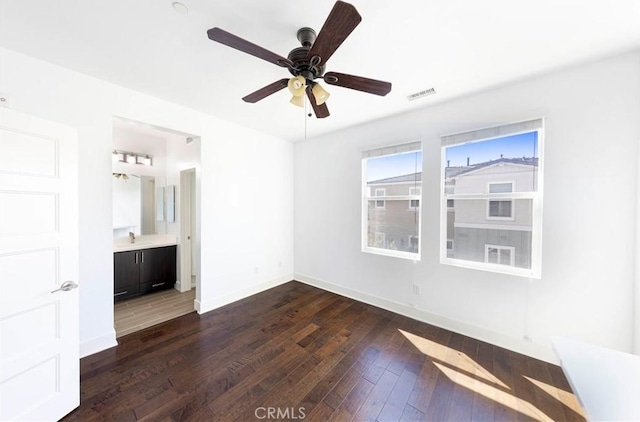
[{"xmin": 113, "ymin": 236, "xmax": 177, "ymax": 301}]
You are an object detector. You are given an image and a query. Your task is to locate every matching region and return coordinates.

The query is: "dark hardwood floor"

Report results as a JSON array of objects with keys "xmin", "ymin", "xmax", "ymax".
[{"xmin": 64, "ymin": 281, "xmax": 585, "ymax": 421}]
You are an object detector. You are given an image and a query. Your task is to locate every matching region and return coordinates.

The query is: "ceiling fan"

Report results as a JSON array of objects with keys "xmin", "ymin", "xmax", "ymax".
[{"xmin": 206, "ymin": 0, "xmax": 392, "ymax": 118}]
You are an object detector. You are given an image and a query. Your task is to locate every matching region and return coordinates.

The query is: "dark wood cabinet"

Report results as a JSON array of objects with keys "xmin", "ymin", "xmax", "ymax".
[{"xmin": 114, "ymin": 245, "xmax": 176, "ymax": 302}]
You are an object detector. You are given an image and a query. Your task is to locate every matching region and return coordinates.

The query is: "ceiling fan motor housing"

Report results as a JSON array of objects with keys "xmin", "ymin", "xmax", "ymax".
[{"xmin": 288, "ymin": 27, "xmax": 325, "ymax": 81}]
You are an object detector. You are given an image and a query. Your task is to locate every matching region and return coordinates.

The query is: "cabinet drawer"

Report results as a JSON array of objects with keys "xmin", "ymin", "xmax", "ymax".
[
  {"xmin": 140, "ymin": 280, "xmax": 173, "ymax": 295},
  {"xmin": 114, "ymin": 283, "xmax": 139, "ymax": 302}
]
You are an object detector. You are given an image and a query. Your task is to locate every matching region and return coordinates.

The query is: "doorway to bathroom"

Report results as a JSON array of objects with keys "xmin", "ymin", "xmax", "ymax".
[{"xmin": 111, "ymin": 116, "xmax": 200, "ymax": 338}]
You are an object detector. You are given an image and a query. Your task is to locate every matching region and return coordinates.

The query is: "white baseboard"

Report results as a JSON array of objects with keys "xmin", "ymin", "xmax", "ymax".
[
  {"xmin": 294, "ymin": 273, "xmax": 558, "ymax": 364},
  {"xmin": 80, "ymin": 331, "xmax": 118, "ymax": 358},
  {"xmin": 196, "ymin": 273, "xmax": 293, "ymax": 315}
]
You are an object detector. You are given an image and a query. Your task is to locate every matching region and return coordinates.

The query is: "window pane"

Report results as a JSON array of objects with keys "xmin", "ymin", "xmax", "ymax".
[
  {"xmin": 445, "ymin": 198, "xmax": 533, "ymax": 269},
  {"xmin": 444, "ymin": 131, "xmax": 539, "ymax": 195},
  {"xmin": 489, "ymin": 182, "xmax": 513, "ymax": 193},
  {"xmin": 500, "ymin": 248, "xmax": 511, "ymax": 264},
  {"xmin": 487, "ymin": 247, "xmax": 499, "ymax": 264},
  {"xmin": 366, "ymin": 151, "xmax": 422, "ymax": 198},
  {"xmin": 368, "ymin": 199, "xmax": 419, "ymax": 253},
  {"xmin": 364, "ymin": 147, "xmax": 422, "ymax": 258},
  {"xmin": 488, "ymin": 200, "xmax": 512, "ymax": 218}
]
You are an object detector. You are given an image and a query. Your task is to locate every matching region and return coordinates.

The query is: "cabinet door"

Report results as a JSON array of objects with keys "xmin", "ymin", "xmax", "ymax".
[
  {"xmin": 114, "ymin": 250, "xmax": 140, "ymax": 300},
  {"xmin": 139, "ymin": 246, "xmax": 176, "ymax": 291}
]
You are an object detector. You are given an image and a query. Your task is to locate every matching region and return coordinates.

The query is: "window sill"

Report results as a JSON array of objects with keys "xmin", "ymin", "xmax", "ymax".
[
  {"xmin": 440, "ymin": 257, "xmax": 540, "ymax": 278},
  {"xmin": 363, "ymin": 247, "xmax": 421, "ymax": 261}
]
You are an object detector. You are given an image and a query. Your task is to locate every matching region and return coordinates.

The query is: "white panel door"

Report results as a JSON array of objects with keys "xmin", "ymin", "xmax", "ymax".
[{"xmin": 0, "ymin": 108, "xmax": 79, "ymax": 421}]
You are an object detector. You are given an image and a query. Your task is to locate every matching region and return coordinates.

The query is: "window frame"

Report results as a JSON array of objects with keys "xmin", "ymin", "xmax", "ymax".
[
  {"xmin": 439, "ymin": 119, "xmax": 544, "ymax": 278},
  {"xmin": 362, "ymin": 142, "xmax": 422, "ymax": 261}
]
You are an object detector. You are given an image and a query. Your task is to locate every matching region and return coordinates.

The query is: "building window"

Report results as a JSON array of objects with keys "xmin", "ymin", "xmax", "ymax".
[
  {"xmin": 487, "ymin": 200, "xmax": 512, "ymax": 218},
  {"xmin": 485, "ymin": 245, "xmax": 515, "ymax": 266},
  {"xmin": 363, "ymin": 141, "xmax": 422, "ymax": 260},
  {"xmin": 441, "ymin": 119, "xmax": 543, "ymax": 277},
  {"xmin": 375, "ymin": 188, "xmax": 386, "ymax": 209},
  {"xmin": 487, "ymin": 182, "xmax": 514, "ymax": 220},
  {"xmin": 409, "ymin": 187, "xmax": 420, "ymax": 209}
]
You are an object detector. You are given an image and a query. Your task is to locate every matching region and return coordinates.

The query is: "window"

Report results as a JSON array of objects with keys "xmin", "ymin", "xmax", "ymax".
[
  {"xmin": 375, "ymin": 188, "xmax": 386, "ymax": 209},
  {"xmin": 485, "ymin": 245, "xmax": 515, "ymax": 266},
  {"xmin": 363, "ymin": 141, "xmax": 422, "ymax": 260},
  {"xmin": 441, "ymin": 119, "xmax": 543, "ymax": 277},
  {"xmin": 487, "ymin": 182, "xmax": 514, "ymax": 219},
  {"xmin": 409, "ymin": 187, "xmax": 420, "ymax": 209}
]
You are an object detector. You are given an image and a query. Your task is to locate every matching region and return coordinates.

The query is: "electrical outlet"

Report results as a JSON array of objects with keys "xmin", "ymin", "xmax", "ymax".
[
  {"xmin": 253, "ymin": 267, "xmax": 259, "ymax": 274},
  {"xmin": 0, "ymin": 92, "xmax": 11, "ymax": 108},
  {"xmin": 412, "ymin": 284, "xmax": 421, "ymax": 295}
]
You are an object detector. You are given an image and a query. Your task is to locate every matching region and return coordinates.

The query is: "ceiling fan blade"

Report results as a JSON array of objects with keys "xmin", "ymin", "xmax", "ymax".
[
  {"xmin": 306, "ymin": 86, "xmax": 330, "ymax": 118},
  {"xmin": 323, "ymin": 72, "xmax": 392, "ymax": 96},
  {"xmin": 207, "ymin": 27, "xmax": 293, "ymax": 68},
  {"xmin": 242, "ymin": 79, "xmax": 289, "ymax": 103},
  {"xmin": 306, "ymin": 1, "xmax": 361, "ymax": 66}
]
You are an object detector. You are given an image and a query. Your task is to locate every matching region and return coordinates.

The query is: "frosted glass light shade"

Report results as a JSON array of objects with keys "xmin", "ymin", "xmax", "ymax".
[
  {"xmin": 312, "ymin": 83, "xmax": 330, "ymax": 105},
  {"xmin": 290, "ymin": 95, "xmax": 304, "ymax": 107},
  {"xmin": 287, "ymin": 75, "xmax": 306, "ymax": 97}
]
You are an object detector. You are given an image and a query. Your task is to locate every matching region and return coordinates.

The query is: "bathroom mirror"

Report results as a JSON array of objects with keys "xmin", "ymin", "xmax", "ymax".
[
  {"xmin": 156, "ymin": 186, "xmax": 165, "ymax": 222},
  {"xmin": 112, "ymin": 174, "xmax": 167, "ymax": 237},
  {"xmin": 166, "ymin": 185, "xmax": 175, "ymax": 223}
]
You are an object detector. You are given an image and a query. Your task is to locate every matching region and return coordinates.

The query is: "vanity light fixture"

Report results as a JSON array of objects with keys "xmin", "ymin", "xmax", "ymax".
[{"xmin": 112, "ymin": 150, "xmax": 154, "ymax": 166}]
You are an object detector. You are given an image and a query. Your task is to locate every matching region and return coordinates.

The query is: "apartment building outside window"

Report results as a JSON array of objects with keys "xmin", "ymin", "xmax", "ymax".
[
  {"xmin": 362, "ymin": 141, "xmax": 422, "ymax": 260},
  {"xmin": 441, "ymin": 119, "xmax": 544, "ymax": 277}
]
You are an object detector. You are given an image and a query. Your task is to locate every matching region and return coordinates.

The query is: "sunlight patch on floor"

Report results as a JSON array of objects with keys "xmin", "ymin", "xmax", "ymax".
[
  {"xmin": 399, "ymin": 329, "xmax": 509, "ymax": 389},
  {"xmin": 524, "ymin": 375, "xmax": 585, "ymax": 417},
  {"xmin": 434, "ymin": 362, "xmax": 554, "ymax": 421}
]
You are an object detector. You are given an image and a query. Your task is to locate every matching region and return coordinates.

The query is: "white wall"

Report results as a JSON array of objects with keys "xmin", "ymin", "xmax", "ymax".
[
  {"xmin": 0, "ymin": 48, "xmax": 294, "ymax": 357},
  {"xmin": 295, "ymin": 51, "xmax": 640, "ymax": 363}
]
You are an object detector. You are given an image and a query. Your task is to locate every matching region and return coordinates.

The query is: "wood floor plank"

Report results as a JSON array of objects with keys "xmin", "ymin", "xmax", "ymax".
[
  {"xmin": 352, "ymin": 369, "xmax": 399, "ymax": 421},
  {"xmin": 329, "ymin": 377, "xmax": 375, "ymax": 421},
  {"xmin": 377, "ymin": 369, "xmax": 418, "ymax": 422},
  {"xmin": 62, "ymin": 281, "xmax": 585, "ymax": 422},
  {"xmin": 399, "ymin": 403, "xmax": 427, "ymax": 421}
]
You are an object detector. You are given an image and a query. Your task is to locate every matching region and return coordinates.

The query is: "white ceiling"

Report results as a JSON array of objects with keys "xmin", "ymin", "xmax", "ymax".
[{"xmin": 1, "ymin": 1, "xmax": 639, "ymax": 142}]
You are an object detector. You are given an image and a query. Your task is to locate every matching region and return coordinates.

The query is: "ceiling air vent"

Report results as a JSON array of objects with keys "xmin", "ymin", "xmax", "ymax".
[{"xmin": 407, "ymin": 88, "xmax": 436, "ymax": 101}]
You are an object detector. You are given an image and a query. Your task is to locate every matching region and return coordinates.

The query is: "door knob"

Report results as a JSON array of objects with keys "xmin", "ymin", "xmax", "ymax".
[{"xmin": 51, "ymin": 280, "xmax": 79, "ymax": 293}]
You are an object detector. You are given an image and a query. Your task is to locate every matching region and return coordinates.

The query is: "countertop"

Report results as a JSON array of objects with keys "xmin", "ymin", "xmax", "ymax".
[{"xmin": 113, "ymin": 235, "xmax": 178, "ymax": 252}]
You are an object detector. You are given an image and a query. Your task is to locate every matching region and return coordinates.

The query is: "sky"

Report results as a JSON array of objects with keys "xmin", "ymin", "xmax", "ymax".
[
  {"xmin": 445, "ymin": 131, "xmax": 538, "ymax": 167},
  {"xmin": 367, "ymin": 151, "xmax": 422, "ymax": 182},
  {"xmin": 365, "ymin": 131, "xmax": 538, "ymax": 182}
]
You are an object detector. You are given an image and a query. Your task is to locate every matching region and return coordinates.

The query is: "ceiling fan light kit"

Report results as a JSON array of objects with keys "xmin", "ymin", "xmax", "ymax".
[
  {"xmin": 311, "ymin": 82, "xmax": 330, "ymax": 106},
  {"xmin": 289, "ymin": 94, "xmax": 305, "ymax": 108},
  {"xmin": 206, "ymin": 0, "xmax": 391, "ymax": 118},
  {"xmin": 287, "ymin": 75, "xmax": 306, "ymax": 97}
]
